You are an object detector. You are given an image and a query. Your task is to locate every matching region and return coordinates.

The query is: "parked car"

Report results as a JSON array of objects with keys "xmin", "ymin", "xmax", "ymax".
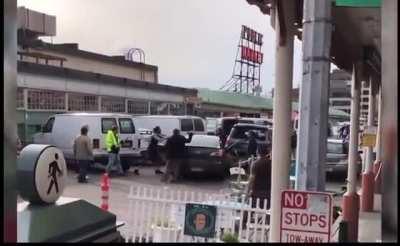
[
  {"xmin": 225, "ymin": 123, "xmax": 272, "ymax": 158},
  {"xmin": 133, "ymin": 115, "xmax": 206, "ymax": 137},
  {"xmin": 180, "ymin": 135, "xmax": 231, "ymax": 179},
  {"xmin": 326, "ymin": 138, "xmax": 362, "ymax": 177},
  {"xmin": 216, "ymin": 117, "xmax": 273, "ymax": 138},
  {"xmin": 33, "ymin": 113, "xmax": 145, "ymax": 171}
]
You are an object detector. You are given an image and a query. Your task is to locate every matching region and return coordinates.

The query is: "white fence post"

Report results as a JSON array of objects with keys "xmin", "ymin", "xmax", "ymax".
[{"xmin": 126, "ymin": 184, "xmax": 270, "ymax": 243}]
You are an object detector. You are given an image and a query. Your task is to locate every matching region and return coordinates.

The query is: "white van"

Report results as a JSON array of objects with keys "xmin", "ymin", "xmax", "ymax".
[
  {"xmin": 132, "ymin": 115, "xmax": 206, "ymax": 137},
  {"xmin": 33, "ymin": 113, "xmax": 144, "ymax": 171}
]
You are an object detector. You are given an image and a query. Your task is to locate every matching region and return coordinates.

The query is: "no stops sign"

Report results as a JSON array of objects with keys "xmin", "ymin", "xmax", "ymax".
[{"xmin": 280, "ymin": 190, "xmax": 333, "ymax": 243}]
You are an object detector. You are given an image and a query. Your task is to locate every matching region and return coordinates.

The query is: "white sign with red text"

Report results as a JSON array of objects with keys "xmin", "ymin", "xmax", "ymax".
[{"xmin": 280, "ymin": 190, "xmax": 333, "ymax": 243}]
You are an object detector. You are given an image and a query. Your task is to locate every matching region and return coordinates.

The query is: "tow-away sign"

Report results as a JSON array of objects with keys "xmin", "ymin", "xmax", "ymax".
[{"xmin": 280, "ymin": 190, "xmax": 333, "ymax": 243}]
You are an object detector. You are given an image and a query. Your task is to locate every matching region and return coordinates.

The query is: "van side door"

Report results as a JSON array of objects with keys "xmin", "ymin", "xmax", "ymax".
[{"xmin": 118, "ymin": 118, "xmax": 136, "ymax": 150}]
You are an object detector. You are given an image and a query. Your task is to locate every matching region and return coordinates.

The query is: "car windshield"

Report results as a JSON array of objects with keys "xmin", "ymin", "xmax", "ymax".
[
  {"xmin": 327, "ymin": 141, "xmax": 344, "ymax": 154},
  {"xmin": 186, "ymin": 135, "xmax": 220, "ymax": 148},
  {"xmin": 231, "ymin": 126, "xmax": 267, "ymax": 141}
]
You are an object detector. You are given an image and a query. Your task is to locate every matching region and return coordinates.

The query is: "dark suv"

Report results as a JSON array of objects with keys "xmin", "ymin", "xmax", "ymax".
[{"xmin": 225, "ymin": 123, "xmax": 271, "ymax": 157}]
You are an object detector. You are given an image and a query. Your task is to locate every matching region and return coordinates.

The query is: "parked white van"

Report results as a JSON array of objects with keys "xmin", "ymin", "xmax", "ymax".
[
  {"xmin": 33, "ymin": 113, "xmax": 145, "ymax": 171},
  {"xmin": 132, "ymin": 115, "xmax": 206, "ymax": 137}
]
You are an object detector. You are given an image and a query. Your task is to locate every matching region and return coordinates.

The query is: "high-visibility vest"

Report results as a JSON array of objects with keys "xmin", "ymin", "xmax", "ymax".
[{"xmin": 105, "ymin": 130, "xmax": 120, "ymax": 152}]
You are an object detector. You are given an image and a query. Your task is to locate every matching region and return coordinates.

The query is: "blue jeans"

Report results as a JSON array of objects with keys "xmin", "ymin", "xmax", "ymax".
[{"xmin": 106, "ymin": 153, "xmax": 123, "ymax": 174}]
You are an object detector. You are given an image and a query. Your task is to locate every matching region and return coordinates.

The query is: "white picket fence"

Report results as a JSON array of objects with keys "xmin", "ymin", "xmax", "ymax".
[{"xmin": 126, "ymin": 185, "xmax": 270, "ymax": 243}]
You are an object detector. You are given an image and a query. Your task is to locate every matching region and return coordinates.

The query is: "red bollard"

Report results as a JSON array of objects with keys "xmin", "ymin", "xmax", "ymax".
[
  {"xmin": 101, "ymin": 173, "xmax": 110, "ymax": 211},
  {"xmin": 360, "ymin": 171, "xmax": 374, "ymax": 212},
  {"xmin": 342, "ymin": 192, "xmax": 360, "ymax": 242}
]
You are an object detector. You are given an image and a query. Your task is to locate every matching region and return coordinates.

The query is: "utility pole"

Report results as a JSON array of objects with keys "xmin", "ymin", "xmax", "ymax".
[{"xmin": 295, "ymin": 0, "xmax": 332, "ymax": 191}]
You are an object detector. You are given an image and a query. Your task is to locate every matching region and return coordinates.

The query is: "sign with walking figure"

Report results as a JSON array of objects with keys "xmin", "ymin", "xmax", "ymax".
[
  {"xmin": 47, "ymin": 153, "xmax": 63, "ymax": 195},
  {"xmin": 17, "ymin": 145, "xmax": 67, "ymax": 204}
]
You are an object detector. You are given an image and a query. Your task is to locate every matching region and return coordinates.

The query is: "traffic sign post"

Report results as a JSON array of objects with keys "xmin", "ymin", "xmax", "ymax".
[{"xmin": 280, "ymin": 190, "xmax": 333, "ymax": 243}]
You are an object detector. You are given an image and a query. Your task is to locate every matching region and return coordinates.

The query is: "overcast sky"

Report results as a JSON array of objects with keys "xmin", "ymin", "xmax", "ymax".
[{"xmin": 17, "ymin": 0, "xmax": 304, "ymax": 96}]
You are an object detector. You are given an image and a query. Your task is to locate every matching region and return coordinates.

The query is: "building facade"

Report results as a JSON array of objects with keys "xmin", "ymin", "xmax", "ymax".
[
  {"xmin": 16, "ymin": 7, "xmax": 196, "ymax": 144},
  {"xmin": 329, "ymin": 69, "xmax": 352, "ymax": 114}
]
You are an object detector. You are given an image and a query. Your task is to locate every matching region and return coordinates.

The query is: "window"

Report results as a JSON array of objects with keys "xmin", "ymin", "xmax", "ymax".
[
  {"xmin": 186, "ymin": 103, "xmax": 194, "ymax": 115},
  {"xmin": 332, "ymin": 101, "xmax": 351, "ymax": 106},
  {"xmin": 169, "ymin": 103, "xmax": 185, "ymax": 115},
  {"xmin": 231, "ymin": 126, "xmax": 267, "ymax": 140},
  {"xmin": 194, "ymin": 119, "xmax": 205, "ymax": 131},
  {"xmin": 42, "ymin": 117, "xmax": 55, "ymax": 133},
  {"xmin": 68, "ymin": 93, "xmax": 98, "ymax": 111},
  {"xmin": 180, "ymin": 119, "xmax": 193, "ymax": 131},
  {"xmin": 150, "ymin": 101, "xmax": 169, "ymax": 115},
  {"xmin": 119, "ymin": 118, "xmax": 135, "ymax": 134},
  {"xmin": 128, "ymin": 100, "xmax": 149, "ymax": 115},
  {"xmin": 17, "ymin": 88, "xmax": 24, "ymax": 109},
  {"xmin": 102, "ymin": 118, "xmax": 117, "ymax": 133},
  {"xmin": 331, "ymin": 92, "xmax": 351, "ymax": 98},
  {"xmin": 101, "ymin": 97, "xmax": 125, "ymax": 113},
  {"xmin": 327, "ymin": 142, "xmax": 344, "ymax": 154},
  {"xmin": 27, "ymin": 89, "xmax": 66, "ymax": 110}
]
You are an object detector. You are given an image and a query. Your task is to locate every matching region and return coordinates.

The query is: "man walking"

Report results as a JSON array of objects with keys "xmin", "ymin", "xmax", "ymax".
[
  {"xmin": 73, "ymin": 125, "xmax": 93, "ymax": 183},
  {"xmin": 163, "ymin": 129, "xmax": 193, "ymax": 183},
  {"xmin": 243, "ymin": 144, "xmax": 272, "ymax": 228},
  {"xmin": 105, "ymin": 125, "xmax": 124, "ymax": 176},
  {"xmin": 145, "ymin": 126, "xmax": 165, "ymax": 175}
]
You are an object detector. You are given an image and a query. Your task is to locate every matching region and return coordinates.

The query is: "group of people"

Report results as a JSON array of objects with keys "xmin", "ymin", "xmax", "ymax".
[{"xmin": 72, "ymin": 124, "xmax": 193, "ymax": 183}]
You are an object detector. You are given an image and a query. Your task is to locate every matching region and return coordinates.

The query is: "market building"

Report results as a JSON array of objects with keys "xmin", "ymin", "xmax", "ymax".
[{"xmin": 16, "ymin": 7, "xmax": 196, "ymax": 144}]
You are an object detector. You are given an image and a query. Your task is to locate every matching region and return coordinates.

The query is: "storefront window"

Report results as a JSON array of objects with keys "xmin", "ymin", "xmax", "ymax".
[
  {"xmin": 127, "ymin": 100, "xmax": 149, "ymax": 115},
  {"xmin": 169, "ymin": 103, "xmax": 185, "ymax": 115},
  {"xmin": 101, "ymin": 96, "xmax": 125, "ymax": 113},
  {"xmin": 68, "ymin": 93, "xmax": 98, "ymax": 111},
  {"xmin": 150, "ymin": 101, "xmax": 169, "ymax": 115},
  {"xmin": 27, "ymin": 89, "xmax": 66, "ymax": 110}
]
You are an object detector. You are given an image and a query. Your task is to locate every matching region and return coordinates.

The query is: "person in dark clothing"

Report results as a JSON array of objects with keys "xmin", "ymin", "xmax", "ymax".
[
  {"xmin": 243, "ymin": 143, "xmax": 271, "ymax": 228},
  {"xmin": 216, "ymin": 127, "xmax": 227, "ymax": 149},
  {"xmin": 290, "ymin": 130, "xmax": 297, "ymax": 160},
  {"xmin": 162, "ymin": 129, "xmax": 193, "ymax": 183},
  {"xmin": 247, "ymin": 131, "xmax": 258, "ymax": 157},
  {"xmin": 147, "ymin": 126, "xmax": 165, "ymax": 175}
]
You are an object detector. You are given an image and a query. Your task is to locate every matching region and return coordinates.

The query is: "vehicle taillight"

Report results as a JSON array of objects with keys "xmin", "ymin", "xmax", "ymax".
[{"xmin": 93, "ymin": 139, "xmax": 100, "ymax": 149}]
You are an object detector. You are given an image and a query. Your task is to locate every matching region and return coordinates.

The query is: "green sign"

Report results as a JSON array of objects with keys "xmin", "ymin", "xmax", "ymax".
[
  {"xmin": 184, "ymin": 203, "xmax": 217, "ymax": 238},
  {"xmin": 335, "ymin": 0, "xmax": 381, "ymax": 7}
]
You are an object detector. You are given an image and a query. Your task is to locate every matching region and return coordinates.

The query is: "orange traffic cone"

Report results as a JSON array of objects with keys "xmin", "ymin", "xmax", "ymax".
[{"xmin": 101, "ymin": 173, "xmax": 110, "ymax": 211}]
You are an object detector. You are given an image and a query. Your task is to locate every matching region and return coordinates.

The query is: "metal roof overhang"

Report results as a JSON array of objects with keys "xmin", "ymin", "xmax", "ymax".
[{"xmin": 247, "ymin": 0, "xmax": 381, "ymax": 82}]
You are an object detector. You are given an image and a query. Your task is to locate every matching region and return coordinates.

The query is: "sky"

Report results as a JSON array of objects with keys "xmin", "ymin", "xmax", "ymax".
[{"xmin": 17, "ymin": 0, "xmax": 305, "ymax": 96}]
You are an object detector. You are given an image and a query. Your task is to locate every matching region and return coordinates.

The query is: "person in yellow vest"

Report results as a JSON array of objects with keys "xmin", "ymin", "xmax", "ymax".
[{"xmin": 105, "ymin": 125, "xmax": 124, "ymax": 176}]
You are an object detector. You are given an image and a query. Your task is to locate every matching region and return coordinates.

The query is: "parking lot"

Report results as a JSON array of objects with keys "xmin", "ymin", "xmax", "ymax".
[{"xmin": 53, "ymin": 165, "xmax": 352, "ymax": 239}]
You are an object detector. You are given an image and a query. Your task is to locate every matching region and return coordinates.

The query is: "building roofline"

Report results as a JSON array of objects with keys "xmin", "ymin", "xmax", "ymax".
[
  {"xmin": 17, "ymin": 61, "xmax": 197, "ymax": 96},
  {"xmin": 19, "ymin": 39, "xmax": 158, "ymax": 72}
]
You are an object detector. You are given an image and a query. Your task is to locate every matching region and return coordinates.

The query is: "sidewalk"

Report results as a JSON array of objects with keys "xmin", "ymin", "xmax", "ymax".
[{"xmin": 357, "ymin": 193, "xmax": 382, "ymax": 242}]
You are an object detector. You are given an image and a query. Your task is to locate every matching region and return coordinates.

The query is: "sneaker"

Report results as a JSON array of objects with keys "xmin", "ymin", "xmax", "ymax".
[{"xmin": 155, "ymin": 170, "xmax": 164, "ymax": 175}]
